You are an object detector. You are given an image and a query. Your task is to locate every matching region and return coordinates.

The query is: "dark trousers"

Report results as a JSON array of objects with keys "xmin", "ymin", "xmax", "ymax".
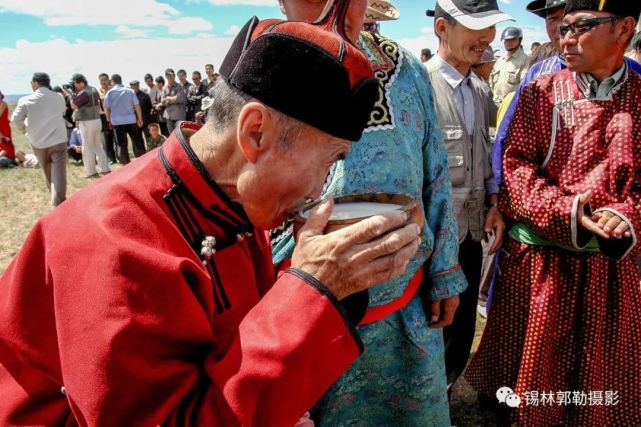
[
  {"xmin": 444, "ymin": 233, "xmax": 483, "ymax": 386},
  {"xmin": 159, "ymin": 121, "xmax": 169, "ymax": 138},
  {"xmin": 113, "ymin": 123, "xmax": 146, "ymax": 164},
  {"xmin": 137, "ymin": 124, "xmax": 151, "ymax": 150},
  {"xmin": 103, "ymin": 128, "xmax": 116, "ymax": 163}
]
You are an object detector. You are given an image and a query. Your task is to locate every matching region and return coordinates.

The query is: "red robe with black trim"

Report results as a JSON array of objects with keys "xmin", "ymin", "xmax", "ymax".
[
  {"xmin": 0, "ymin": 123, "xmax": 364, "ymax": 426},
  {"xmin": 466, "ymin": 68, "xmax": 641, "ymax": 425}
]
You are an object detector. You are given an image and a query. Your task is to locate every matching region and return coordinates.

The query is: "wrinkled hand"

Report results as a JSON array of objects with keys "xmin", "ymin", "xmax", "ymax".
[
  {"xmin": 592, "ymin": 210, "xmax": 631, "ymax": 239},
  {"xmin": 484, "ymin": 207, "xmax": 505, "ymax": 255},
  {"xmin": 292, "ymin": 198, "xmax": 421, "ymax": 300},
  {"xmin": 429, "ymin": 296, "xmax": 460, "ymax": 328},
  {"xmin": 577, "ymin": 191, "xmax": 609, "ymax": 239}
]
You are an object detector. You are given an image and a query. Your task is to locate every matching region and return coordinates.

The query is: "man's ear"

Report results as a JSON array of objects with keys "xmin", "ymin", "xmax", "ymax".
[
  {"xmin": 278, "ymin": 0, "xmax": 286, "ymax": 16},
  {"xmin": 618, "ymin": 17, "xmax": 636, "ymax": 45},
  {"xmin": 434, "ymin": 17, "xmax": 447, "ymax": 41},
  {"xmin": 237, "ymin": 102, "xmax": 275, "ymax": 163}
]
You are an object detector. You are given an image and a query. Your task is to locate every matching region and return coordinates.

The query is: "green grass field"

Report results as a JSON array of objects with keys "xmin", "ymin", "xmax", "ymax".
[
  {"xmin": 0, "ymin": 102, "xmax": 130, "ymax": 272},
  {"xmin": 0, "ymin": 102, "xmax": 495, "ymax": 425}
]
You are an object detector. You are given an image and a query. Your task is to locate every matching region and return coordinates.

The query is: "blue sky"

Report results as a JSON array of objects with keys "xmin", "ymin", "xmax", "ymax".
[{"xmin": 0, "ymin": 0, "xmax": 548, "ymax": 94}]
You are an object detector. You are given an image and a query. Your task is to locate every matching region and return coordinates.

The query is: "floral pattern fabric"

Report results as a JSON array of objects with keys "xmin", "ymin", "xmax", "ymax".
[{"xmin": 271, "ymin": 32, "xmax": 466, "ymax": 426}]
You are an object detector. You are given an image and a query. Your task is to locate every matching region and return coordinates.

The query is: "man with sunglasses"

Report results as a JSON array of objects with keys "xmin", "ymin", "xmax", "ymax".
[
  {"xmin": 491, "ymin": 0, "xmax": 641, "ymax": 187},
  {"xmin": 467, "ymin": 0, "xmax": 641, "ymax": 424}
]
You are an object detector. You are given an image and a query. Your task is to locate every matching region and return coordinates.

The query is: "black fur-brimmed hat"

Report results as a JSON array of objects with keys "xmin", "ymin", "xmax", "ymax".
[
  {"xmin": 219, "ymin": 0, "xmax": 378, "ymax": 141},
  {"xmin": 526, "ymin": 0, "xmax": 566, "ymax": 18},
  {"xmin": 565, "ymin": 0, "xmax": 641, "ymax": 19}
]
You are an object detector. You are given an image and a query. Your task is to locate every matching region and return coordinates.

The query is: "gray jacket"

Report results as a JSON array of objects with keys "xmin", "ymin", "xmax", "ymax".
[
  {"xmin": 161, "ymin": 83, "xmax": 186, "ymax": 121},
  {"xmin": 427, "ymin": 61, "xmax": 497, "ymax": 242}
]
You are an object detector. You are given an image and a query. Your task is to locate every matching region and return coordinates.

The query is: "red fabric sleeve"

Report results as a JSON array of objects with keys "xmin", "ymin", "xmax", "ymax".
[{"xmin": 0, "ymin": 223, "xmax": 362, "ymax": 426}]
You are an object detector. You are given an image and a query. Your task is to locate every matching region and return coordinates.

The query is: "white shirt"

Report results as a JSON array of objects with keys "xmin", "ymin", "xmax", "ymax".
[
  {"xmin": 430, "ymin": 55, "xmax": 476, "ymax": 135},
  {"xmin": 11, "ymin": 87, "xmax": 67, "ymax": 149}
]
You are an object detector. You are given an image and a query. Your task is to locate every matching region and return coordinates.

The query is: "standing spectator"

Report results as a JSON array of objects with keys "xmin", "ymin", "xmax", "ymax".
[
  {"xmin": 203, "ymin": 63, "xmax": 217, "ymax": 91},
  {"xmin": 531, "ymin": 41, "xmax": 541, "ymax": 53},
  {"xmin": 67, "ymin": 127, "xmax": 83, "ymax": 162},
  {"xmin": 273, "ymin": 1, "xmax": 466, "ymax": 425},
  {"xmin": 97, "ymin": 72, "xmax": 117, "ymax": 164},
  {"xmin": 11, "ymin": 73, "xmax": 68, "ymax": 206},
  {"xmin": 177, "ymin": 69, "xmax": 192, "ymax": 121},
  {"xmin": 472, "ymin": 47, "xmax": 499, "ymax": 128},
  {"xmin": 130, "ymin": 80, "xmax": 153, "ymax": 143},
  {"xmin": 152, "ymin": 76, "xmax": 169, "ymax": 136},
  {"xmin": 420, "ymin": 48, "xmax": 433, "ymax": 62},
  {"xmin": 143, "ymin": 73, "xmax": 156, "ymax": 96},
  {"xmin": 104, "ymin": 73, "xmax": 145, "ymax": 164},
  {"xmin": 177, "ymin": 69, "xmax": 192, "ymax": 94},
  {"xmin": 490, "ymin": 27, "xmax": 530, "ymax": 107},
  {"xmin": 70, "ymin": 73, "xmax": 111, "ymax": 178},
  {"xmin": 144, "ymin": 123, "xmax": 166, "ymax": 150},
  {"xmin": 186, "ymin": 71, "xmax": 207, "ymax": 121},
  {"xmin": 61, "ymin": 84, "xmax": 75, "ymax": 125},
  {"xmin": 425, "ymin": 0, "xmax": 508, "ymax": 390},
  {"xmin": 0, "ymin": 91, "xmax": 15, "ymax": 167},
  {"xmin": 161, "ymin": 68, "xmax": 186, "ymax": 134},
  {"xmin": 52, "ymin": 86, "xmax": 74, "ymax": 143}
]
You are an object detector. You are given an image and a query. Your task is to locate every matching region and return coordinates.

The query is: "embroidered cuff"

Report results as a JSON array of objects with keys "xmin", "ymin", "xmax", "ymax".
[{"xmin": 428, "ymin": 264, "xmax": 467, "ymax": 301}]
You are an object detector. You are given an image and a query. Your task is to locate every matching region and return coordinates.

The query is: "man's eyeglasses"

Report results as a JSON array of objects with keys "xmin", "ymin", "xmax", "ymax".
[{"xmin": 559, "ymin": 16, "xmax": 621, "ymax": 38}]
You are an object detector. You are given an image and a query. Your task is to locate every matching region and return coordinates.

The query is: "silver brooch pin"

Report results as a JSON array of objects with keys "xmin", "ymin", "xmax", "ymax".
[{"xmin": 200, "ymin": 236, "xmax": 217, "ymax": 265}]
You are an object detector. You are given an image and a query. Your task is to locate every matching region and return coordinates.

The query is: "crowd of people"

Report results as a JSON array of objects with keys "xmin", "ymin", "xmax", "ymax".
[
  {"xmin": 1, "ymin": 65, "xmax": 220, "ymax": 206},
  {"xmin": 0, "ymin": 0, "xmax": 640, "ymax": 425}
]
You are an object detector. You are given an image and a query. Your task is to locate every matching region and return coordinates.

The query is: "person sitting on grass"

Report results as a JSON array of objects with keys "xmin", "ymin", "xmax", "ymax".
[
  {"xmin": 145, "ymin": 122, "xmax": 166, "ymax": 150},
  {"xmin": 0, "ymin": 134, "xmax": 16, "ymax": 168},
  {"xmin": 68, "ymin": 127, "xmax": 83, "ymax": 163},
  {"xmin": 15, "ymin": 150, "xmax": 39, "ymax": 168}
]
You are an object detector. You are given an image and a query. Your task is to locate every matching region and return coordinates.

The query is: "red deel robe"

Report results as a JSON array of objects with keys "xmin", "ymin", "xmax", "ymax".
[
  {"xmin": 466, "ymin": 69, "xmax": 641, "ymax": 425},
  {"xmin": 0, "ymin": 123, "xmax": 364, "ymax": 426}
]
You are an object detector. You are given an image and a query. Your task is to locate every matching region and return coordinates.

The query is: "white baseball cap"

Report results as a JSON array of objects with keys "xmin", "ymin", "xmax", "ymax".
[{"xmin": 426, "ymin": 0, "xmax": 514, "ymax": 31}]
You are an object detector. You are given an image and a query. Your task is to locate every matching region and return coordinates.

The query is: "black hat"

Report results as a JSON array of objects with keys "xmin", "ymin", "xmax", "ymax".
[
  {"xmin": 565, "ymin": 0, "xmax": 641, "ymax": 19},
  {"xmin": 219, "ymin": 0, "xmax": 378, "ymax": 141},
  {"xmin": 426, "ymin": 0, "xmax": 513, "ymax": 30},
  {"xmin": 526, "ymin": 0, "xmax": 566, "ymax": 18}
]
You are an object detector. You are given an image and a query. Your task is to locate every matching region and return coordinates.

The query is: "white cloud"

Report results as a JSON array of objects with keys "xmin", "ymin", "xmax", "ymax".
[
  {"xmin": 115, "ymin": 25, "xmax": 153, "ymax": 39},
  {"xmin": 225, "ymin": 24, "xmax": 242, "ymax": 36},
  {"xmin": 0, "ymin": 35, "xmax": 235, "ymax": 94},
  {"xmin": 395, "ymin": 27, "xmax": 438, "ymax": 60},
  {"xmin": 0, "ymin": 0, "xmax": 212, "ymax": 34}
]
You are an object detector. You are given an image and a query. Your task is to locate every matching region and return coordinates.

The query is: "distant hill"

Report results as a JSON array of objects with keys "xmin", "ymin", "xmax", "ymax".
[{"xmin": 4, "ymin": 94, "xmax": 27, "ymax": 103}]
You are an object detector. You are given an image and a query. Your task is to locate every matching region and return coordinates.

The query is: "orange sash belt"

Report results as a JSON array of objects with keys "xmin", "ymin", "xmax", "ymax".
[{"xmin": 359, "ymin": 267, "xmax": 424, "ymax": 325}]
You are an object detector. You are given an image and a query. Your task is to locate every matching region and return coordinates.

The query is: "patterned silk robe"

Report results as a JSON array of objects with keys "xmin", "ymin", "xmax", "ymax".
[{"xmin": 466, "ymin": 68, "xmax": 641, "ymax": 426}]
